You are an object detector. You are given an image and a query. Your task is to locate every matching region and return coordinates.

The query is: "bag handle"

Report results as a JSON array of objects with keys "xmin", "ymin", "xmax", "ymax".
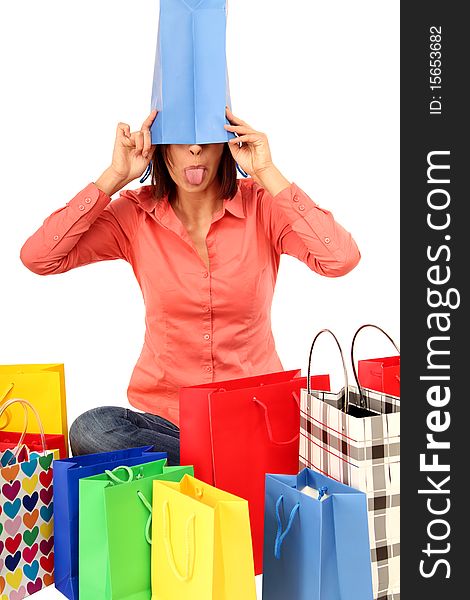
[
  {"xmin": 0, "ymin": 389, "xmax": 28, "ymax": 449},
  {"xmin": 0, "ymin": 382, "xmax": 16, "ymax": 429},
  {"xmin": 274, "ymin": 495, "xmax": 300, "ymax": 560},
  {"xmin": 253, "ymin": 391, "xmax": 300, "ymax": 446},
  {"xmin": 137, "ymin": 490, "xmax": 153, "ymax": 545},
  {"xmin": 104, "ymin": 464, "xmax": 136, "ymax": 483},
  {"xmin": 163, "ymin": 500, "xmax": 196, "ymax": 582},
  {"xmin": 307, "ymin": 329, "xmax": 350, "ymax": 413},
  {"xmin": 0, "ymin": 398, "xmax": 48, "ymax": 464},
  {"xmin": 351, "ymin": 324, "xmax": 400, "ymax": 407},
  {"xmin": 9, "ymin": 403, "xmax": 30, "ymax": 459}
]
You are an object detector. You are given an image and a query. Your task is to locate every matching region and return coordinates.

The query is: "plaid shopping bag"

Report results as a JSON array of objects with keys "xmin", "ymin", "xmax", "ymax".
[{"xmin": 299, "ymin": 329, "xmax": 400, "ymax": 600}]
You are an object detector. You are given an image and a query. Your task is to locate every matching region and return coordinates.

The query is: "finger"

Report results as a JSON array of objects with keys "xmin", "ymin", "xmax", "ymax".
[
  {"xmin": 141, "ymin": 109, "xmax": 158, "ymax": 131},
  {"xmin": 117, "ymin": 122, "xmax": 131, "ymax": 139},
  {"xmin": 224, "ymin": 124, "xmax": 255, "ymax": 135},
  {"xmin": 128, "ymin": 131, "xmax": 141, "ymax": 151},
  {"xmin": 118, "ymin": 127, "xmax": 134, "ymax": 148},
  {"xmin": 225, "ymin": 106, "xmax": 250, "ymax": 127},
  {"xmin": 142, "ymin": 130, "xmax": 152, "ymax": 158},
  {"xmin": 134, "ymin": 131, "xmax": 144, "ymax": 154},
  {"xmin": 228, "ymin": 133, "xmax": 260, "ymax": 144}
]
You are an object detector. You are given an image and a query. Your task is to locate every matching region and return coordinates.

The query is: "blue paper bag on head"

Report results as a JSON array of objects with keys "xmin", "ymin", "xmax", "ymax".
[
  {"xmin": 263, "ymin": 468, "xmax": 373, "ymax": 600},
  {"xmin": 53, "ymin": 446, "xmax": 166, "ymax": 600},
  {"xmin": 150, "ymin": 0, "xmax": 235, "ymax": 145}
]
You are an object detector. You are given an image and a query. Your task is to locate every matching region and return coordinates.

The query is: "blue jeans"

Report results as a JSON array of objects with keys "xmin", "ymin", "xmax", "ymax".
[{"xmin": 69, "ymin": 406, "xmax": 180, "ymax": 465}]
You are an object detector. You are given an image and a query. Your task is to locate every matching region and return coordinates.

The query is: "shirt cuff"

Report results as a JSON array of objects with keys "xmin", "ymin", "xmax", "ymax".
[{"xmin": 271, "ymin": 181, "xmax": 318, "ymax": 221}]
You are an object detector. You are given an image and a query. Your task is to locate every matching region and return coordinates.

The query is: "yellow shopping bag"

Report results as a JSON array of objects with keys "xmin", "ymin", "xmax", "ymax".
[
  {"xmin": 152, "ymin": 474, "xmax": 257, "ymax": 600},
  {"xmin": 0, "ymin": 364, "xmax": 68, "ymax": 454}
]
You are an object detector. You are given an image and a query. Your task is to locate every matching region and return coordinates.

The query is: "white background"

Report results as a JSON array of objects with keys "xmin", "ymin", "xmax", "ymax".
[{"xmin": 0, "ymin": 1, "xmax": 399, "ymax": 597}]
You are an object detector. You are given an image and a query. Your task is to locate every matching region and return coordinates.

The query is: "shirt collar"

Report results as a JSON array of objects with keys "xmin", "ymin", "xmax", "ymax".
[{"xmin": 132, "ymin": 182, "xmax": 246, "ymax": 220}]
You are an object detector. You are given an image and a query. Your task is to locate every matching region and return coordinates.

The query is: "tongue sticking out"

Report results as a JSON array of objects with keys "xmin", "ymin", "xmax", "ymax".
[{"xmin": 185, "ymin": 167, "xmax": 205, "ymax": 185}]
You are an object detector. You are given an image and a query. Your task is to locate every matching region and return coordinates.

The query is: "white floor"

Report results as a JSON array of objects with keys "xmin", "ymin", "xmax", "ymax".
[{"xmin": 24, "ymin": 576, "xmax": 263, "ymax": 598}]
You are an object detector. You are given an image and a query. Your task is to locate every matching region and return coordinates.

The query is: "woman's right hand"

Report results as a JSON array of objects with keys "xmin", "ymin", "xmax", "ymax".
[{"xmin": 108, "ymin": 109, "xmax": 158, "ymax": 184}]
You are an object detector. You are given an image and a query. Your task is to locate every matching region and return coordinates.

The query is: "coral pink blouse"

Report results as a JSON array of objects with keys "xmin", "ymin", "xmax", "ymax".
[{"xmin": 20, "ymin": 178, "xmax": 360, "ymax": 425}]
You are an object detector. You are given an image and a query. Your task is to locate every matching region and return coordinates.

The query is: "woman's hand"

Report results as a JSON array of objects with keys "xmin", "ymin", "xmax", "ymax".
[
  {"xmin": 108, "ymin": 109, "xmax": 158, "ymax": 185},
  {"xmin": 224, "ymin": 107, "xmax": 274, "ymax": 183},
  {"xmin": 224, "ymin": 107, "xmax": 291, "ymax": 196}
]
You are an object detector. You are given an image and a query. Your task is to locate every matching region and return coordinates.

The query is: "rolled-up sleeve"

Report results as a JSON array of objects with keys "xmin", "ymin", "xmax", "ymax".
[
  {"xmin": 20, "ymin": 182, "xmax": 138, "ymax": 275},
  {"xmin": 256, "ymin": 181, "xmax": 361, "ymax": 277}
]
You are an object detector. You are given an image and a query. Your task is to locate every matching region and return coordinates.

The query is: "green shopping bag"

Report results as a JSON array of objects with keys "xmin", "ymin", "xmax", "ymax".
[{"xmin": 78, "ymin": 458, "xmax": 193, "ymax": 600}]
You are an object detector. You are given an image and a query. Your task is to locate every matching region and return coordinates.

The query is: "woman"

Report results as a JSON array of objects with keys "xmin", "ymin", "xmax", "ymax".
[{"xmin": 20, "ymin": 107, "xmax": 360, "ymax": 465}]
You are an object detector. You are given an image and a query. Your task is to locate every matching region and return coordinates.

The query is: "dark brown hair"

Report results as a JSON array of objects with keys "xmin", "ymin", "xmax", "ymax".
[{"xmin": 150, "ymin": 143, "xmax": 238, "ymax": 202}]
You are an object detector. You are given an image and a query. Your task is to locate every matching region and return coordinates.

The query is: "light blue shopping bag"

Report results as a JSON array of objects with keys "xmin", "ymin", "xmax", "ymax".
[
  {"xmin": 262, "ymin": 468, "xmax": 373, "ymax": 600},
  {"xmin": 150, "ymin": 0, "xmax": 236, "ymax": 145}
]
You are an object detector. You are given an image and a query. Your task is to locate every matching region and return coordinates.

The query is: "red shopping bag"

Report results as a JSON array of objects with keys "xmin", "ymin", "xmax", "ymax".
[
  {"xmin": 353, "ymin": 324, "xmax": 400, "ymax": 398},
  {"xmin": 179, "ymin": 369, "xmax": 330, "ymax": 575},
  {"xmin": 358, "ymin": 355, "xmax": 400, "ymax": 397},
  {"xmin": 0, "ymin": 431, "xmax": 67, "ymax": 458}
]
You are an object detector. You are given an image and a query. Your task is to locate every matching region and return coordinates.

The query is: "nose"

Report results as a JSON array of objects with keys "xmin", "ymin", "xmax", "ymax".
[{"xmin": 189, "ymin": 144, "xmax": 202, "ymax": 156}]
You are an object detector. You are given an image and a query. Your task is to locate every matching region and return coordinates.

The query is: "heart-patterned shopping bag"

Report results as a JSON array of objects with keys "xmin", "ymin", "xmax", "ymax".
[{"xmin": 0, "ymin": 398, "xmax": 56, "ymax": 599}]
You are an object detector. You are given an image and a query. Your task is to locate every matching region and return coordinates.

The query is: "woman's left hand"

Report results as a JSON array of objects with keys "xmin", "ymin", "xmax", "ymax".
[{"xmin": 224, "ymin": 107, "xmax": 275, "ymax": 184}]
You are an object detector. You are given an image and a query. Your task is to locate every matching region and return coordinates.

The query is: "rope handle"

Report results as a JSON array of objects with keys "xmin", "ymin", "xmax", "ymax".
[
  {"xmin": 274, "ymin": 495, "xmax": 300, "ymax": 560},
  {"xmin": 236, "ymin": 163, "xmax": 249, "ymax": 178},
  {"xmin": 253, "ymin": 391, "xmax": 300, "ymax": 446},
  {"xmin": 0, "ymin": 386, "xmax": 29, "ymax": 454},
  {"xmin": 307, "ymin": 329, "xmax": 350, "ymax": 413},
  {"xmin": 137, "ymin": 491, "xmax": 153, "ymax": 545},
  {"xmin": 104, "ymin": 464, "xmax": 136, "ymax": 484},
  {"xmin": 0, "ymin": 384, "xmax": 27, "ymax": 442},
  {"xmin": 351, "ymin": 324, "xmax": 400, "ymax": 406},
  {"xmin": 163, "ymin": 500, "xmax": 196, "ymax": 582},
  {"xmin": 140, "ymin": 161, "xmax": 152, "ymax": 183},
  {"xmin": 0, "ymin": 398, "xmax": 48, "ymax": 464}
]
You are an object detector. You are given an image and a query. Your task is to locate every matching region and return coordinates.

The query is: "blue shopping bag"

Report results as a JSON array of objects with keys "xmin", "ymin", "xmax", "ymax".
[
  {"xmin": 53, "ymin": 446, "xmax": 166, "ymax": 600},
  {"xmin": 150, "ymin": 0, "xmax": 235, "ymax": 145},
  {"xmin": 263, "ymin": 468, "xmax": 373, "ymax": 600}
]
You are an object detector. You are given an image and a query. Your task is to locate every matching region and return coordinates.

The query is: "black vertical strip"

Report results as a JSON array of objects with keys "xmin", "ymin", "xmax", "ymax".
[{"xmin": 401, "ymin": 3, "xmax": 467, "ymax": 597}]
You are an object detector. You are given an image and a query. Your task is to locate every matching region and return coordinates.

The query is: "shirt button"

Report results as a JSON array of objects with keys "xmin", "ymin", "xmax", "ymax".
[
  {"xmin": 202, "ymin": 272, "xmax": 209, "ymax": 278},
  {"xmin": 324, "ymin": 237, "xmax": 331, "ymax": 244},
  {"xmin": 293, "ymin": 195, "xmax": 299, "ymax": 202},
  {"xmin": 203, "ymin": 334, "xmax": 210, "ymax": 340},
  {"xmin": 298, "ymin": 204, "xmax": 305, "ymax": 211},
  {"xmin": 78, "ymin": 204, "xmax": 85, "ymax": 211},
  {"xmin": 205, "ymin": 366, "xmax": 212, "ymax": 372},
  {"xmin": 204, "ymin": 306, "xmax": 211, "ymax": 312},
  {"xmin": 53, "ymin": 235, "xmax": 59, "ymax": 241},
  {"xmin": 84, "ymin": 197, "xmax": 92, "ymax": 204}
]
